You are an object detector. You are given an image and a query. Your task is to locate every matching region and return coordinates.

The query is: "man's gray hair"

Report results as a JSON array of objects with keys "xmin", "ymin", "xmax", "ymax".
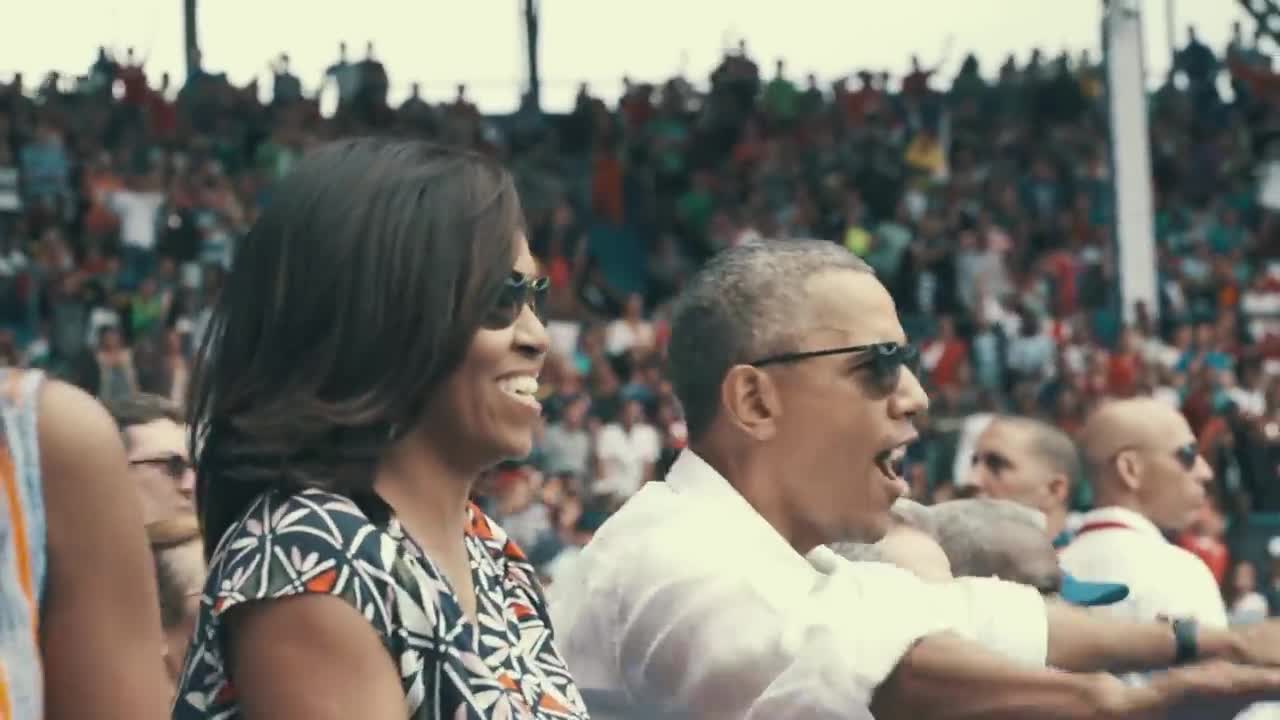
[
  {"xmin": 831, "ymin": 499, "xmax": 937, "ymax": 565},
  {"xmin": 929, "ymin": 498, "xmax": 1047, "ymax": 578},
  {"xmin": 889, "ymin": 498, "xmax": 938, "ymax": 536},
  {"xmin": 666, "ymin": 239, "xmax": 872, "ymax": 440}
]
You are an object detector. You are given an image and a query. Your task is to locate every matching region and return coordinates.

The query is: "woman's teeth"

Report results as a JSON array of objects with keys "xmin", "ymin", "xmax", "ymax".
[{"xmin": 498, "ymin": 375, "xmax": 539, "ymax": 397}]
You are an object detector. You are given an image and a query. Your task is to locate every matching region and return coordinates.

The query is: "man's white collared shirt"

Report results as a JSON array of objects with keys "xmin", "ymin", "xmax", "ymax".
[
  {"xmin": 1059, "ymin": 506, "xmax": 1228, "ymax": 628},
  {"xmin": 549, "ymin": 450, "xmax": 1048, "ymax": 719}
]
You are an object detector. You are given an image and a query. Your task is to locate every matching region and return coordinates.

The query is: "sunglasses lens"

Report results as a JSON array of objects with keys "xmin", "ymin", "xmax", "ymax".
[
  {"xmin": 529, "ymin": 283, "xmax": 548, "ymax": 322},
  {"xmin": 481, "ymin": 275, "xmax": 549, "ymax": 330},
  {"xmin": 482, "ymin": 283, "xmax": 525, "ymax": 330},
  {"xmin": 1175, "ymin": 444, "xmax": 1198, "ymax": 470},
  {"xmin": 870, "ymin": 344, "xmax": 918, "ymax": 393},
  {"xmin": 160, "ymin": 456, "xmax": 189, "ymax": 479}
]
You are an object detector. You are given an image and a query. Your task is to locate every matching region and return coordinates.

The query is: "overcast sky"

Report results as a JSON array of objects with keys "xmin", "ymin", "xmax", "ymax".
[{"xmin": 2, "ymin": 0, "xmax": 1252, "ymax": 112}]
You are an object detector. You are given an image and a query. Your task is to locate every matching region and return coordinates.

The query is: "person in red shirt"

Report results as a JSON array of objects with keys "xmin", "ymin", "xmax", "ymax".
[
  {"xmin": 921, "ymin": 315, "xmax": 969, "ymax": 389},
  {"xmin": 1175, "ymin": 501, "xmax": 1230, "ymax": 587},
  {"xmin": 1106, "ymin": 328, "xmax": 1142, "ymax": 397}
]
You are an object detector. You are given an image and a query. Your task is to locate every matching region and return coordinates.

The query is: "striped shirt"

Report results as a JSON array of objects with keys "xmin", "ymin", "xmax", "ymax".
[{"xmin": 0, "ymin": 369, "xmax": 46, "ymax": 720}]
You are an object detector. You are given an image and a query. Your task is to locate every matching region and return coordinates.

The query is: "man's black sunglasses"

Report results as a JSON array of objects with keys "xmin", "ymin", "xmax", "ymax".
[
  {"xmin": 130, "ymin": 454, "xmax": 191, "ymax": 480},
  {"xmin": 482, "ymin": 271, "xmax": 550, "ymax": 330},
  {"xmin": 1171, "ymin": 441, "xmax": 1199, "ymax": 471},
  {"xmin": 1111, "ymin": 441, "xmax": 1200, "ymax": 471},
  {"xmin": 749, "ymin": 342, "xmax": 921, "ymax": 394}
]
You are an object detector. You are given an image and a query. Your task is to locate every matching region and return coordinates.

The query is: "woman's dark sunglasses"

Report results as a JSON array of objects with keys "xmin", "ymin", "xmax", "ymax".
[
  {"xmin": 749, "ymin": 341, "xmax": 921, "ymax": 394},
  {"xmin": 482, "ymin": 271, "xmax": 550, "ymax": 330},
  {"xmin": 130, "ymin": 454, "xmax": 192, "ymax": 480}
]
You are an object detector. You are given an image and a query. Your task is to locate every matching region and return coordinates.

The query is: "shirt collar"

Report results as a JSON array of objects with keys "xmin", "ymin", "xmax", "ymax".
[
  {"xmin": 666, "ymin": 449, "xmax": 821, "ymax": 576},
  {"xmin": 1077, "ymin": 505, "xmax": 1167, "ymax": 542}
]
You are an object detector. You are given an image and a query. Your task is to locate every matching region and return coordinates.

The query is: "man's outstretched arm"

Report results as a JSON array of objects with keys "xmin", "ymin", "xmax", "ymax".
[{"xmin": 873, "ymin": 631, "xmax": 1280, "ymax": 720}]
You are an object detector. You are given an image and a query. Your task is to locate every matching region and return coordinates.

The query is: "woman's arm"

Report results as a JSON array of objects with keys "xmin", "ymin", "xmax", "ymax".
[{"xmin": 224, "ymin": 595, "xmax": 406, "ymax": 719}]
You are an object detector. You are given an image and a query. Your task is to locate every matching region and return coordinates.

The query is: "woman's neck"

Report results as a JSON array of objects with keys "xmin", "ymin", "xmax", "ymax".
[{"xmin": 374, "ymin": 433, "xmax": 477, "ymax": 550}]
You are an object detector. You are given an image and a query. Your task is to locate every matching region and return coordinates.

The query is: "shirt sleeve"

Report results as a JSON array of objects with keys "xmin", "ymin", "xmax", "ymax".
[
  {"xmin": 1168, "ymin": 551, "xmax": 1230, "ymax": 628},
  {"xmin": 612, "ymin": 548, "xmax": 1047, "ymax": 719},
  {"xmin": 206, "ymin": 491, "xmax": 404, "ymax": 652}
]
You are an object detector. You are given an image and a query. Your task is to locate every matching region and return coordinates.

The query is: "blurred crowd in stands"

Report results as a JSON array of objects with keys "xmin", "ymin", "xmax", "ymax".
[{"xmin": 1, "ymin": 25, "xmax": 1278, "ymax": 605}]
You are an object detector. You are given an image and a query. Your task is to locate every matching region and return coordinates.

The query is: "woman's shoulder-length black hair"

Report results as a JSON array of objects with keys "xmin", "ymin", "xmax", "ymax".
[{"xmin": 188, "ymin": 138, "xmax": 522, "ymax": 557}]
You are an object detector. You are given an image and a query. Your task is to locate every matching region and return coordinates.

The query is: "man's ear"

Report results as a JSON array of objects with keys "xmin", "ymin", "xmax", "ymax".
[
  {"xmin": 1046, "ymin": 473, "xmax": 1070, "ymax": 506},
  {"xmin": 1114, "ymin": 450, "xmax": 1143, "ymax": 493},
  {"xmin": 720, "ymin": 364, "xmax": 782, "ymax": 441}
]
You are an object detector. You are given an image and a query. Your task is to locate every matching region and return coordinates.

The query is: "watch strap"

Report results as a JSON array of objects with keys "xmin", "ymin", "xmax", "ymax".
[{"xmin": 1171, "ymin": 617, "xmax": 1199, "ymax": 665}]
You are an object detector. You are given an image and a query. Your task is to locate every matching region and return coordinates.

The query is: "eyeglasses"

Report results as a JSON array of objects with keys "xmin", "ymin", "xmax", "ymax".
[
  {"xmin": 130, "ymin": 454, "xmax": 191, "ymax": 480},
  {"xmin": 749, "ymin": 342, "xmax": 921, "ymax": 395},
  {"xmin": 481, "ymin": 270, "xmax": 549, "ymax": 330}
]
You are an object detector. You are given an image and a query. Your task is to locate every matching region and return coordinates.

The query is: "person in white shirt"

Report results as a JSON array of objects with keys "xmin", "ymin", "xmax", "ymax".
[
  {"xmin": 604, "ymin": 293, "xmax": 656, "ymax": 357},
  {"xmin": 1063, "ymin": 397, "xmax": 1280, "ymax": 720},
  {"xmin": 1062, "ymin": 397, "xmax": 1228, "ymax": 629},
  {"xmin": 967, "ymin": 415, "xmax": 1082, "ymax": 548},
  {"xmin": 550, "ymin": 239, "xmax": 1280, "ymax": 720},
  {"xmin": 594, "ymin": 399, "xmax": 661, "ymax": 500}
]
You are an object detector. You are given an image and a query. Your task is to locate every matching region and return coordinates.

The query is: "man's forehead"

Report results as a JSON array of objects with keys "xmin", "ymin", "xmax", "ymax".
[
  {"xmin": 981, "ymin": 421, "xmax": 1035, "ymax": 454},
  {"xmin": 1086, "ymin": 400, "xmax": 1193, "ymax": 455},
  {"xmin": 125, "ymin": 419, "xmax": 187, "ymax": 457},
  {"xmin": 803, "ymin": 270, "xmax": 905, "ymax": 345}
]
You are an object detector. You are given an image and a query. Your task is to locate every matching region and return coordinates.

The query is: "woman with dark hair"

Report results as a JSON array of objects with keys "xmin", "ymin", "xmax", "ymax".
[{"xmin": 173, "ymin": 139, "xmax": 588, "ymax": 719}]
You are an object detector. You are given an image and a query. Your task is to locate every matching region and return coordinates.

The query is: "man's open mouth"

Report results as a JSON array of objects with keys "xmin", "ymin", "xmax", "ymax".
[{"xmin": 874, "ymin": 444, "xmax": 909, "ymax": 481}]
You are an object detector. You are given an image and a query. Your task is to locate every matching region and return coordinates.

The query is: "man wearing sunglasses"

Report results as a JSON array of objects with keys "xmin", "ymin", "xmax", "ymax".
[
  {"xmin": 1061, "ymin": 397, "xmax": 1230, "ymax": 657},
  {"xmin": 552, "ymin": 240, "xmax": 1280, "ymax": 719},
  {"xmin": 106, "ymin": 394, "xmax": 195, "ymax": 526}
]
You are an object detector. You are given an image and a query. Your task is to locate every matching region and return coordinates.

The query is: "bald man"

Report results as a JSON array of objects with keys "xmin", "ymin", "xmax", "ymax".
[
  {"xmin": 1060, "ymin": 397, "xmax": 1227, "ymax": 654},
  {"xmin": 966, "ymin": 415, "xmax": 1081, "ymax": 547}
]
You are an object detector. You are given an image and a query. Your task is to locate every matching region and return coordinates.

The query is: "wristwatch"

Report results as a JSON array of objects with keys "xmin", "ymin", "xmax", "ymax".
[{"xmin": 1170, "ymin": 617, "xmax": 1199, "ymax": 665}]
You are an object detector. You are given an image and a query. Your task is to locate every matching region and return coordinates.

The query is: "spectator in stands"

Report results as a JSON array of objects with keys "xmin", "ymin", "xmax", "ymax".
[
  {"xmin": 1064, "ymin": 398, "xmax": 1228, "ymax": 649},
  {"xmin": 145, "ymin": 512, "xmax": 205, "ymax": 689},
  {"xmin": 594, "ymin": 397, "xmax": 660, "ymax": 502},
  {"xmin": 105, "ymin": 393, "xmax": 193, "ymax": 525},
  {"xmin": 1228, "ymin": 560, "xmax": 1272, "ymax": 626},
  {"xmin": 967, "ymin": 415, "xmax": 1081, "ymax": 546},
  {"xmin": 175, "ymin": 139, "xmax": 588, "ymax": 719},
  {"xmin": 0, "ymin": 368, "xmax": 172, "ymax": 719},
  {"xmin": 540, "ymin": 393, "xmax": 592, "ymax": 479}
]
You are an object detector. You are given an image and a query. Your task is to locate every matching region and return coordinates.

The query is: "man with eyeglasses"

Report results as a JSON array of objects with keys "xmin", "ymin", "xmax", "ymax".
[
  {"xmin": 1061, "ymin": 396, "xmax": 1229, "ymax": 654},
  {"xmin": 966, "ymin": 415, "xmax": 1082, "ymax": 548},
  {"xmin": 551, "ymin": 240, "xmax": 1280, "ymax": 719},
  {"xmin": 105, "ymin": 393, "xmax": 194, "ymax": 525}
]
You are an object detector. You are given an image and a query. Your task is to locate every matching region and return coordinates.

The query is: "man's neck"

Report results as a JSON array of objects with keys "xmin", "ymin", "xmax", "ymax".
[
  {"xmin": 1045, "ymin": 507, "xmax": 1069, "ymax": 539},
  {"xmin": 692, "ymin": 441, "xmax": 818, "ymax": 555}
]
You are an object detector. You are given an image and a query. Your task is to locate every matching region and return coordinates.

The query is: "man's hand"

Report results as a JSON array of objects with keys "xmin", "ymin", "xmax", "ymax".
[
  {"xmin": 1101, "ymin": 660, "xmax": 1280, "ymax": 720},
  {"xmin": 1223, "ymin": 620, "xmax": 1280, "ymax": 667}
]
